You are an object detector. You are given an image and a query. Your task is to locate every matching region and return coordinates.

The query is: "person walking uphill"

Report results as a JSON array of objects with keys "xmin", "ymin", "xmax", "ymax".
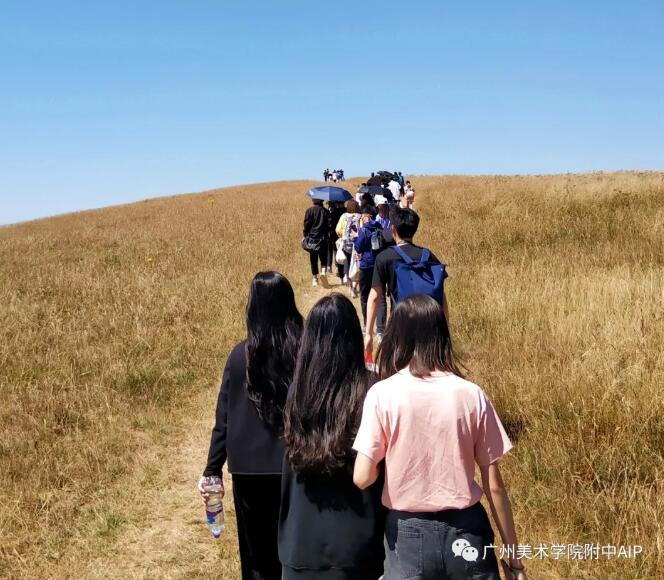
[
  {"xmin": 353, "ymin": 295, "xmax": 528, "ymax": 580},
  {"xmin": 302, "ymin": 199, "xmax": 330, "ymax": 286},
  {"xmin": 336, "ymin": 200, "xmax": 362, "ymax": 297},
  {"xmin": 364, "ymin": 207, "xmax": 449, "ymax": 355},
  {"xmin": 354, "ymin": 204, "xmax": 387, "ymax": 339},
  {"xmin": 280, "ymin": 294, "xmax": 386, "ymax": 580},
  {"xmin": 328, "ymin": 201, "xmax": 347, "ymax": 283},
  {"xmin": 199, "ymin": 272, "xmax": 303, "ymax": 580}
]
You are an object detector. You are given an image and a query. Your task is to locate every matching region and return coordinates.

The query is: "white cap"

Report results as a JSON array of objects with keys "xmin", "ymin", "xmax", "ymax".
[{"xmin": 374, "ymin": 194, "xmax": 388, "ymax": 206}]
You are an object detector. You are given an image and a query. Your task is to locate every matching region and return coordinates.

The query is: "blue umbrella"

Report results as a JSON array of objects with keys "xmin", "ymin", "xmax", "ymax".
[{"xmin": 306, "ymin": 186, "xmax": 352, "ymax": 202}]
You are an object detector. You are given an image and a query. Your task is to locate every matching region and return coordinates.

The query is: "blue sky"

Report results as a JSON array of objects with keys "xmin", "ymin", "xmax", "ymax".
[{"xmin": 1, "ymin": 0, "xmax": 663, "ymax": 224}]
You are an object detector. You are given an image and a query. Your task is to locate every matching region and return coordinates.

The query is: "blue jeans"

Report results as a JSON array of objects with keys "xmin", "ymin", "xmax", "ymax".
[{"xmin": 384, "ymin": 502, "xmax": 500, "ymax": 580}]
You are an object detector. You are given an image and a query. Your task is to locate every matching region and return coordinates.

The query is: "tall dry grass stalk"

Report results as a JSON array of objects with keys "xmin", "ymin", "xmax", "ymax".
[{"xmin": 1, "ymin": 172, "xmax": 663, "ymax": 578}]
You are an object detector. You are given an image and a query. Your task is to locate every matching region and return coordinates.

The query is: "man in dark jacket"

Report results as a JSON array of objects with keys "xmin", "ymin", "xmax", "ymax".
[{"xmin": 303, "ymin": 199, "xmax": 330, "ymax": 286}]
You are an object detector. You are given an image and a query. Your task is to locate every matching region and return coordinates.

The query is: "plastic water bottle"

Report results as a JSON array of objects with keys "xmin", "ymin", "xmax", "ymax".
[
  {"xmin": 371, "ymin": 231, "xmax": 381, "ymax": 251},
  {"xmin": 202, "ymin": 476, "xmax": 225, "ymax": 539}
]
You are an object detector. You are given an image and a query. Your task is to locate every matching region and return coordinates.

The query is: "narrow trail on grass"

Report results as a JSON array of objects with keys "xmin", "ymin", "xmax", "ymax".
[
  {"xmin": 59, "ymin": 280, "xmax": 341, "ymax": 579},
  {"xmin": 84, "ymin": 385, "xmax": 230, "ymax": 580}
]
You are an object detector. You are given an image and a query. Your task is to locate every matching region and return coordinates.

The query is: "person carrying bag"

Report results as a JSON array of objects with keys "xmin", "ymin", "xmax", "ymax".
[{"xmin": 302, "ymin": 199, "xmax": 330, "ymax": 286}]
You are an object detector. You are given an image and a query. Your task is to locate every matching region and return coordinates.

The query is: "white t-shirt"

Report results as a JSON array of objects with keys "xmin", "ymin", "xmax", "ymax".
[{"xmin": 388, "ymin": 180, "xmax": 401, "ymax": 199}]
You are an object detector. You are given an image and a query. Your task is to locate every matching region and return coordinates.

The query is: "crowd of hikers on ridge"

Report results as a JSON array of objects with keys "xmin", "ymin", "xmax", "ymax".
[
  {"xmin": 199, "ymin": 176, "xmax": 528, "ymax": 580},
  {"xmin": 323, "ymin": 168, "xmax": 345, "ymax": 182}
]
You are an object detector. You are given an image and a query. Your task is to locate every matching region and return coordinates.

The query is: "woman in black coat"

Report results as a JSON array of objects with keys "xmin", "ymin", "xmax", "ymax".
[
  {"xmin": 199, "ymin": 271, "xmax": 303, "ymax": 580},
  {"xmin": 303, "ymin": 199, "xmax": 330, "ymax": 286},
  {"xmin": 280, "ymin": 294, "xmax": 385, "ymax": 579}
]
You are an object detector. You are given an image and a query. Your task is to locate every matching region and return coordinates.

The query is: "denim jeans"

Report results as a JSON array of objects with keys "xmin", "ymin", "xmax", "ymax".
[{"xmin": 384, "ymin": 502, "xmax": 500, "ymax": 580}]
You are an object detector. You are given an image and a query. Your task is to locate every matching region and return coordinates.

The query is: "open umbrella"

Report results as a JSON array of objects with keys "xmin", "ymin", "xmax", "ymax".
[
  {"xmin": 357, "ymin": 184, "xmax": 384, "ymax": 196},
  {"xmin": 306, "ymin": 186, "xmax": 352, "ymax": 202}
]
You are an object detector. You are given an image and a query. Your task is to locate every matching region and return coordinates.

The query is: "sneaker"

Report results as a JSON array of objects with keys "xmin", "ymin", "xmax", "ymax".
[
  {"xmin": 312, "ymin": 277, "xmax": 319, "ymax": 287},
  {"xmin": 321, "ymin": 267, "xmax": 328, "ymax": 275},
  {"xmin": 343, "ymin": 275, "xmax": 348, "ymax": 284}
]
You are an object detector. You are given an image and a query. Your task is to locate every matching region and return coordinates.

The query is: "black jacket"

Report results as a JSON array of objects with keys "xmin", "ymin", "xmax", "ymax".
[
  {"xmin": 303, "ymin": 204, "xmax": 330, "ymax": 240},
  {"xmin": 279, "ymin": 459, "xmax": 386, "ymax": 575},
  {"xmin": 203, "ymin": 341, "xmax": 285, "ymax": 476},
  {"xmin": 328, "ymin": 206, "xmax": 346, "ymax": 242}
]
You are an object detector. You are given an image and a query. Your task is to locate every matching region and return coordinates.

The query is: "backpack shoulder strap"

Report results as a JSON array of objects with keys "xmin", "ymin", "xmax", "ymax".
[
  {"xmin": 418, "ymin": 249, "xmax": 431, "ymax": 266},
  {"xmin": 391, "ymin": 244, "xmax": 416, "ymax": 264}
]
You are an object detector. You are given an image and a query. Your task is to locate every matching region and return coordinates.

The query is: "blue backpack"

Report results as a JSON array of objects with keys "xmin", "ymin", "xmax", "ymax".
[{"xmin": 390, "ymin": 245, "xmax": 445, "ymax": 304}]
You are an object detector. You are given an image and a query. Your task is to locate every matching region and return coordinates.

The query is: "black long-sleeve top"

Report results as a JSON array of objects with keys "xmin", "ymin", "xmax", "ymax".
[
  {"xmin": 203, "ymin": 341, "xmax": 285, "ymax": 476},
  {"xmin": 279, "ymin": 459, "xmax": 386, "ymax": 575},
  {"xmin": 303, "ymin": 205, "xmax": 330, "ymax": 240},
  {"xmin": 328, "ymin": 206, "xmax": 346, "ymax": 242}
]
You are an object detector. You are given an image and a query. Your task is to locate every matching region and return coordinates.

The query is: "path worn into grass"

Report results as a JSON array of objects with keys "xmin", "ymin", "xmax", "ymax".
[
  {"xmin": 43, "ymin": 383, "xmax": 236, "ymax": 579},
  {"xmin": 51, "ymin": 280, "xmax": 341, "ymax": 579}
]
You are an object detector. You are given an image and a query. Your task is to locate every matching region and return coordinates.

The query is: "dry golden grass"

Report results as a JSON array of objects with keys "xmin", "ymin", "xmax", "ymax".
[{"xmin": 1, "ymin": 172, "xmax": 663, "ymax": 579}]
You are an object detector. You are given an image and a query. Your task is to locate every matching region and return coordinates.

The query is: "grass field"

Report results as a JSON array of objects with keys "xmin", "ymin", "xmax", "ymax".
[{"xmin": 1, "ymin": 172, "xmax": 663, "ymax": 579}]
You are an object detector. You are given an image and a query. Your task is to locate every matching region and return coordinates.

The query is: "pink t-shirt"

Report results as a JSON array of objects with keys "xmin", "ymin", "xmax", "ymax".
[{"xmin": 353, "ymin": 369, "xmax": 513, "ymax": 512}]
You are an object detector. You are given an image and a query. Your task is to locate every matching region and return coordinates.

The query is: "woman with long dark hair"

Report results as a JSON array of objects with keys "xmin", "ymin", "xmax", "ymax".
[
  {"xmin": 279, "ymin": 294, "xmax": 385, "ymax": 580},
  {"xmin": 199, "ymin": 271, "xmax": 303, "ymax": 580},
  {"xmin": 353, "ymin": 295, "xmax": 527, "ymax": 580}
]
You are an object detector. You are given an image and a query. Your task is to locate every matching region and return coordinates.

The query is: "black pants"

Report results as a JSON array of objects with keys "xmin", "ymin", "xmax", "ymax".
[
  {"xmin": 283, "ymin": 564, "xmax": 383, "ymax": 579},
  {"xmin": 232, "ymin": 474, "xmax": 282, "ymax": 580},
  {"xmin": 384, "ymin": 502, "xmax": 500, "ymax": 580},
  {"xmin": 309, "ymin": 245, "xmax": 328, "ymax": 276},
  {"xmin": 343, "ymin": 251, "xmax": 352, "ymax": 279},
  {"xmin": 359, "ymin": 268, "xmax": 386, "ymax": 332}
]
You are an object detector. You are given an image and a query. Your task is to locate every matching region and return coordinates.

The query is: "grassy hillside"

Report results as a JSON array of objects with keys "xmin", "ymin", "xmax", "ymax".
[{"xmin": 1, "ymin": 172, "xmax": 663, "ymax": 578}]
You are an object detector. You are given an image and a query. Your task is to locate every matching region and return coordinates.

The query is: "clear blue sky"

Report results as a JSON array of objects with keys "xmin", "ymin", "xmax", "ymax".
[{"xmin": 1, "ymin": 1, "xmax": 662, "ymax": 224}]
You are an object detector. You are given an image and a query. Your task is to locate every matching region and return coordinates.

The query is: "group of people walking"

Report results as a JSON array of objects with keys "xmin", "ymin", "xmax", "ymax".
[
  {"xmin": 358, "ymin": 173, "xmax": 415, "ymax": 210},
  {"xmin": 302, "ymin": 188, "xmax": 427, "ymax": 343},
  {"xmin": 323, "ymin": 168, "xmax": 345, "ymax": 182},
  {"xmin": 200, "ymin": 193, "xmax": 528, "ymax": 579}
]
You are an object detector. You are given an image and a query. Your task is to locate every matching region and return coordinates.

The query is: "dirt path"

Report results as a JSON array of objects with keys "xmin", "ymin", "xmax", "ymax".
[
  {"xmin": 43, "ymin": 383, "xmax": 237, "ymax": 580},
  {"xmin": 51, "ymin": 279, "xmax": 345, "ymax": 579}
]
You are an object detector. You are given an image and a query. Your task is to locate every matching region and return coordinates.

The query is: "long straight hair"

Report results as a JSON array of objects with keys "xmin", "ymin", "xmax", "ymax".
[
  {"xmin": 376, "ymin": 294, "xmax": 463, "ymax": 380},
  {"xmin": 284, "ymin": 293, "xmax": 371, "ymax": 474},
  {"xmin": 245, "ymin": 272, "xmax": 303, "ymax": 433}
]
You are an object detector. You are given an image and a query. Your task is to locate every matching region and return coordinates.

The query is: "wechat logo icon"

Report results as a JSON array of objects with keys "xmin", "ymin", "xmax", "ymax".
[{"xmin": 451, "ymin": 539, "xmax": 480, "ymax": 562}]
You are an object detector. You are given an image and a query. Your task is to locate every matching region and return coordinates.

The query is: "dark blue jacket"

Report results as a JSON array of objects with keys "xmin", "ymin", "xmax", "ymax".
[{"xmin": 354, "ymin": 221, "xmax": 383, "ymax": 270}]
